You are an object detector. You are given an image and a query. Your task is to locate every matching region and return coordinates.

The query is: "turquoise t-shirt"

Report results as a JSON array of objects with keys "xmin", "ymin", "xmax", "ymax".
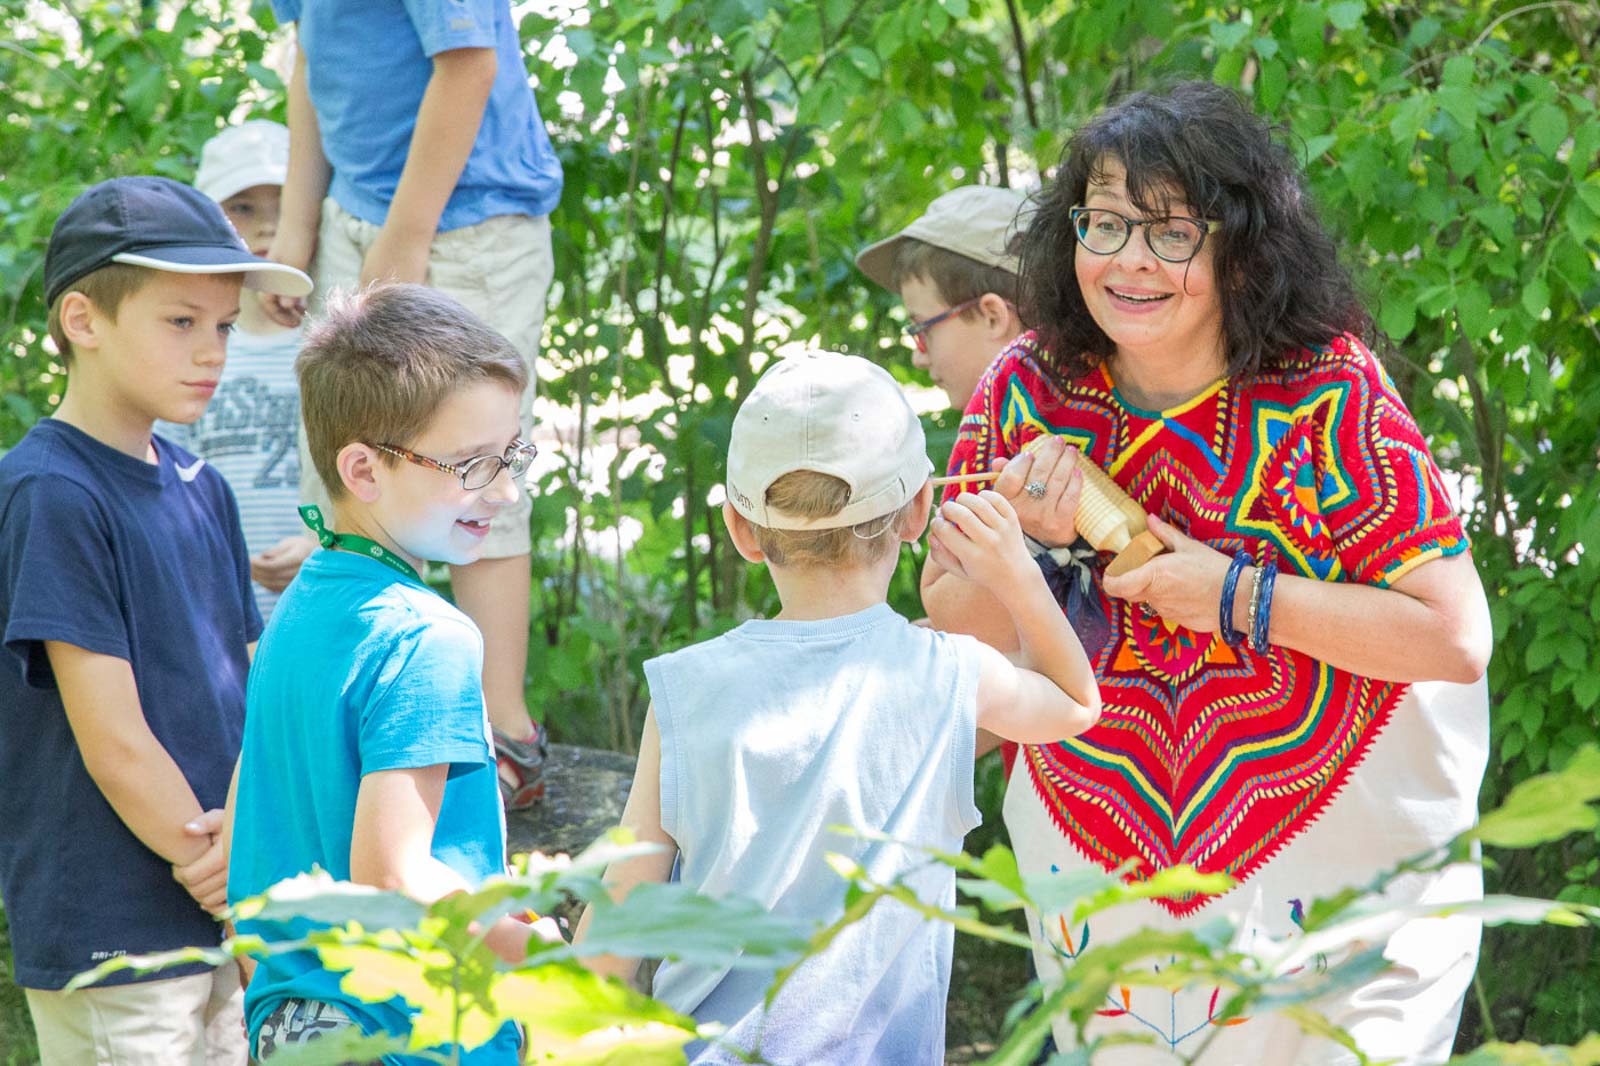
[{"xmin": 229, "ymin": 549, "xmax": 515, "ymax": 1064}]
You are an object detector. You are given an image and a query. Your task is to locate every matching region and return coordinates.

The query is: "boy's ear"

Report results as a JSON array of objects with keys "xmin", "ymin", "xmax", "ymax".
[
  {"xmin": 56, "ymin": 291, "xmax": 104, "ymax": 353},
  {"xmin": 722, "ymin": 502, "xmax": 767, "ymax": 564},
  {"xmin": 978, "ymin": 292, "xmax": 1020, "ymax": 340},
  {"xmin": 336, "ymin": 443, "xmax": 384, "ymax": 504},
  {"xmin": 901, "ymin": 481, "xmax": 935, "ymax": 542}
]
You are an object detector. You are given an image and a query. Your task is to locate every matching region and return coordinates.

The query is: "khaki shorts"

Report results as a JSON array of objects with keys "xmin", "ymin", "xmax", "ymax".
[
  {"xmin": 26, "ymin": 960, "xmax": 245, "ymax": 1066},
  {"xmin": 298, "ymin": 199, "xmax": 555, "ymax": 559}
]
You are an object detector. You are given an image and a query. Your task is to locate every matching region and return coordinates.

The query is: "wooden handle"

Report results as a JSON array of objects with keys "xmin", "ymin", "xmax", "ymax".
[
  {"xmin": 931, "ymin": 437, "xmax": 1169, "ymax": 570},
  {"xmin": 928, "ymin": 470, "xmax": 1001, "ymax": 487}
]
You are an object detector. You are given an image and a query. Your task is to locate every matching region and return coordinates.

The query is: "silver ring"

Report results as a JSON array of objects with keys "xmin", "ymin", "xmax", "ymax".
[{"xmin": 1025, "ymin": 480, "xmax": 1048, "ymax": 500}]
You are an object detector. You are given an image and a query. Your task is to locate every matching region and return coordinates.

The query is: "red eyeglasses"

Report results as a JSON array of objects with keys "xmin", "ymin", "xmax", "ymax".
[{"xmin": 902, "ymin": 297, "xmax": 982, "ymax": 354}]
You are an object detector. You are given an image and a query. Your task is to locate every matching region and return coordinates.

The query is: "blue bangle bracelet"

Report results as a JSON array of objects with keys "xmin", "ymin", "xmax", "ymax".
[
  {"xmin": 1219, "ymin": 551, "xmax": 1251, "ymax": 648},
  {"xmin": 1251, "ymin": 559, "xmax": 1278, "ymax": 653}
]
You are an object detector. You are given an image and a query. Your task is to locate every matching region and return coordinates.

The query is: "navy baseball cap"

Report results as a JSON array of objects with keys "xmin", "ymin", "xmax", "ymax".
[{"xmin": 44, "ymin": 176, "xmax": 313, "ymax": 306}]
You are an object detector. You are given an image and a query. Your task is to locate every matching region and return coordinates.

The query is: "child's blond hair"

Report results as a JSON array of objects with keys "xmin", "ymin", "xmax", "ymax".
[{"xmin": 749, "ymin": 470, "xmax": 917, "ymax": 567}]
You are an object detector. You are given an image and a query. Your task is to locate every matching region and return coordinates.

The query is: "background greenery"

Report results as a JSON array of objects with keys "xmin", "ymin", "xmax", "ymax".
[{"xmin": 1, "ymin": 0, "xmax": 1596, "ymax": 1058}]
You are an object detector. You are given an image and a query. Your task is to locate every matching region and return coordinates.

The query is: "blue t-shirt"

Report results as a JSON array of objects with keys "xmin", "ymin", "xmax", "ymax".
[
  {"xmin": 156, "ymin": 325, "xmax": 305, "ymax": 620},
  {"xmin": 230, "ymin": 549, "xmax": 515, "ymax": 1065},
  {"xmin": 273, "ymin": 0, "xmax": 564, "ymax": 231},
  {"xmin": 0, "ymin": 419, "xmax": 260, "ymax": 990},
  {"xmin": 646, "ymin": 603, "xmax": 984, "ymax": 1065}
]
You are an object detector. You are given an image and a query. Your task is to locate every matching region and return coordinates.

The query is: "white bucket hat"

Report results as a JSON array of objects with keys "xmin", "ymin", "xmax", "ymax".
[
  {"xmin": 855, "ymin": 185, "xmax": 1031, "ymax": 292},
  {"xmin": 726, "ymin": 351, "xmax": 932, "ymax": 531},
  {"xmin": 195, "ymin": 119, "xmax": 290, "ymax": 204}
]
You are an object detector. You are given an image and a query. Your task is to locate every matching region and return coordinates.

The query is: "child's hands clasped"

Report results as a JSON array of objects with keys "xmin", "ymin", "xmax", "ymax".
[
  {"xmin": 172, "ymin": 808, "xmax": 230, "ymax": 916},
  {"xmin": 927, "ymin": 490, "xmax": 1035, "ymax": 592}
]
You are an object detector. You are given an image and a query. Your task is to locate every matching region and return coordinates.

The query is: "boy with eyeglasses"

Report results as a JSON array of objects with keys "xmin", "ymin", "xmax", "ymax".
[
  {"xmin": 0, "ymin": 175, "xmax": 310, "ymax": 1064},
  {"xmin": 227, "ymin": 283, "xmax": 546, "ymax": 1063},
  {"xmin": 856, "ymin": 185, "xmax": 1030, "ymax": 413}
]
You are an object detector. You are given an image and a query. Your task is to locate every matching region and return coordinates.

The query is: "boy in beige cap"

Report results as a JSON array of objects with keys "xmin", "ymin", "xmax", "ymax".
[
  {"xmin": 857, "ymin": 185, "xmax": 1029, "ymax": 411},
  {"xmin": 574, "ymin": 350, "xmax": 1099, "ymax": 1065}
]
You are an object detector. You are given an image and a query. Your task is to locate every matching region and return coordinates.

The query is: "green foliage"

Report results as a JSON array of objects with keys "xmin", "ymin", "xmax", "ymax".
[
  {"xmin": 71, "ymin": 833, "xmax": 810, "ymax": 1064},
  {"xmin": 61, "ymin": 754, "xmax": 1600, "ymax": 1065}
]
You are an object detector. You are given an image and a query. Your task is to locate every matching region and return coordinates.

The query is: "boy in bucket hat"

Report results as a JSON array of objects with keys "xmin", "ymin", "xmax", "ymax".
[
  {"xmin": 857, "ymin": 185, "xmax": 1030, "ymax": 412},
  {"xmin": 574, "ymin": 351, "xmax": 1099, "ymax": 1065},
  {"xmin": 0, "ymin": 175, "xmax": 309, "ymax": 1064},
  {"xmin": 156, "ymin": 120, "xmax": 315, "ymax": 621}
]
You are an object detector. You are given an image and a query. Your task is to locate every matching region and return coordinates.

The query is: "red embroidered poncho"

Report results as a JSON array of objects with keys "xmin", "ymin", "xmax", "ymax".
[{"xmin": 943, "ymin": 332, "xmax": 1468, "ymax": 914}]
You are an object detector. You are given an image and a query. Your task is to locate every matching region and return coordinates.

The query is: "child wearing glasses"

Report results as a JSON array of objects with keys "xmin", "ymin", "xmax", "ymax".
[
  {"xmin": 856, "ymin": 185, "xmax": 1030, "ymax": 413},
  {"xmin": 155, "ymin": 120, "xmax": 315, "ymax": 622},
  {"xmin": 227, "ymin": 283, "xmax": 546, "ymax": 1063},
  {"xmin": 0, "ymin": 176, "xmax": 310, "ymax": 1064}
]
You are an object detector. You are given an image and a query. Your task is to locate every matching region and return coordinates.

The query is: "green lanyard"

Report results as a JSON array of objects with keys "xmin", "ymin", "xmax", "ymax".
[{"xmin": 298, "ymin": 505, "xmax": 421, "ymax": 583}]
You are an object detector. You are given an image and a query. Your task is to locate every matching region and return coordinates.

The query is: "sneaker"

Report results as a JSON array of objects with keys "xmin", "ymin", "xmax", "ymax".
[{"xmin": 494, "ymin": 723, "xmax": 548, "ymax": 811}]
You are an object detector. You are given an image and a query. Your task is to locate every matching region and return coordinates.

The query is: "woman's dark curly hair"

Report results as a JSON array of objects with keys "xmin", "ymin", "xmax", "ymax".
[{"xmin": 1019, "ymin": 80, "xmax": 1373, "ymax": 382}]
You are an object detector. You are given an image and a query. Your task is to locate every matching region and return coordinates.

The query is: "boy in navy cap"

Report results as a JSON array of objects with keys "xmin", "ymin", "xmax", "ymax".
[{"xmin": 0, "ymin": 176, "xmax": 310, "ymax": 1064}]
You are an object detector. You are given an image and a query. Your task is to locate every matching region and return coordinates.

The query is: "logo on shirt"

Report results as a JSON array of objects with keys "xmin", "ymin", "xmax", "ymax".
[{"xmin": 176, "ymin": 458, "xmax": 207, "ymax": 482}]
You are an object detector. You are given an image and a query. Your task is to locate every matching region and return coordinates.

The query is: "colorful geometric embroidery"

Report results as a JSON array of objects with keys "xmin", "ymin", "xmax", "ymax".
[{"xmin": 945, "ymin": 335, "xmax": 1467, "ymax": 916}]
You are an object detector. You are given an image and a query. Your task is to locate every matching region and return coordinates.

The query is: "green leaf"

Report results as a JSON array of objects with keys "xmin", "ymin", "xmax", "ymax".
[
  {"xmin": 845, "ymin": 46, "xmax": 881, "ymax": 80},
  {"xmin": 1526, "ymin": 103, "xmax": 1569, "ymax": 157},
  {"xmin": 1435, "ymin": 86, "xmax": 1477, "ymax": 131},
  {"xmin": 230, "ymin": 870, "xmax": 428, "ymax": 930},
  {"xmin": 1441, "ymin": 54, "xmax": 1475, "ymax": 88},
  {"xmin": 1526, "ymin": 639, "xmax": 1559, "ymax": 673},
  {"xmin": 1327, "ymin": 1, "xmax": 1364, "ymax": 31},
  {"xmin": 1378, "ymin": 293, "xmax": 1417, "ymax": 339},
  {"xmin": 1209, "ymin": 20, "xmax": 1250, "ymax": 50},
  {"xmin": 1389, "ymin": 95, "xmax": 1431, "ymax": 148},
  {"xmin": 1455, "ymin": 283, "xmax": 1493, "ymax": 340},
  {"xmin": 577, "ymin": 882, "xmax": 809, "ymax": 967},
  {"xmin": 1289, "ymin": 3, "xmax": 1326, "ymax": 60},
  {"xmin": 1258, "ymin": 58, "xmax": 1288, "ymax": 111},
  {"xmin": 1521, "ymin": 276, "xmax": 1551, "ymax": 318},
  {"xmin": 1472, "ymin": 747, "xmax": 1600, "ymax": 848},
  {"xmin": 237, "ymin": 1028, "xmax": 410, "ymax": 1066},
  {"xmin": 494, "ymin": 962, "xmax": 698, "ymax": 1057}
]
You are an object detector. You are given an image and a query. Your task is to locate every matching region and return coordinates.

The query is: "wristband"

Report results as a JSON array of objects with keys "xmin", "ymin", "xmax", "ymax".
[
  {"xmin": 1245, "ymin": 562, "xmax": 1265, "ymax": 650},
  {"xmin": 1251, "ymin": 558, "xmax": 1278, "ymax": 653},
  {"xmin": 1218, "ymin": 551, "xmax": 1251, "ymax": 648}
]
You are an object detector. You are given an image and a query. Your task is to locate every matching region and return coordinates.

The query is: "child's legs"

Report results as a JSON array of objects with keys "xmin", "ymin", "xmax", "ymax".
[
  {"xmin": 428, "ymin": 213, "xmax": 554, "ymax": 738},
  {"xmin": 26, "ymin": 961, "xmax": 245, "ymax": 1066}
]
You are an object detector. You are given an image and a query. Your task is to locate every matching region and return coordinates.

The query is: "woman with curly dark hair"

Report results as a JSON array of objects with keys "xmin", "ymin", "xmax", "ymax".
[{"xmin": 922, "ymin": 81, "xmax": 1492, "ymax": 1064}]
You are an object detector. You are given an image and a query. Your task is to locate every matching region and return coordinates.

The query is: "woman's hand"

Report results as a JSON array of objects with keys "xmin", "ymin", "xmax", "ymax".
[
  {"xmin": 1101, "ymin": 514, "xmax": 1233, "ymax": 632},
  {"xmin": 989, "ymin": 437, "xmax": 1082, "ymax": 549}
]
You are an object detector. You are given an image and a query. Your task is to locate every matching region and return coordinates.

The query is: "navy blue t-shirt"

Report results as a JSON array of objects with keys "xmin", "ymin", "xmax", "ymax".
[{"xmin": 0, "ymin": 419, "xmax": 261, "ymax": 989}]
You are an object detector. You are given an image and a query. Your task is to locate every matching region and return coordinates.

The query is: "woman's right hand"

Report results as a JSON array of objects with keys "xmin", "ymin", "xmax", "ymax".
[{"xmin": 990, "ymin": 436, "xmax": 1083, "ymax": 549}]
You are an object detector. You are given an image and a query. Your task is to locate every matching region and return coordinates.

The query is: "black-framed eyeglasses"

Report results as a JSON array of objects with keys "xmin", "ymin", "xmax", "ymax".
[
  {"xmin": 1069, "ymin": 206, "xmax": 1221, "ymax": 263},
  {"xmin": 902, "ymin": 297, "xmax": 982, "ymax": 353},
  {"xmin": 371, "ymin": 438, "xmax": 538, "ymax": 491}
]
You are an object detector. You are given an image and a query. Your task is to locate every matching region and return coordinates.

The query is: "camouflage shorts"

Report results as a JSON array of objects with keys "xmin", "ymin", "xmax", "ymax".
[{"xmin": 253, "ymin": 998, "xmax": 365, "ymax": 1064}]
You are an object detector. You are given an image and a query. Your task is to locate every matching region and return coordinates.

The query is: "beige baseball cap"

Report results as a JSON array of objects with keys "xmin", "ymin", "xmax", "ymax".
[
  {"xmin": 727, "ymin": 350, "xmax": 932, "ymax": 531},
  {"xmin": 855, "ymin": 185, "xmax": 1031, "ymax": 292},
  {"xmin": 195, "ymin": 120, "xmax": 289, "ymax": 204}
]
